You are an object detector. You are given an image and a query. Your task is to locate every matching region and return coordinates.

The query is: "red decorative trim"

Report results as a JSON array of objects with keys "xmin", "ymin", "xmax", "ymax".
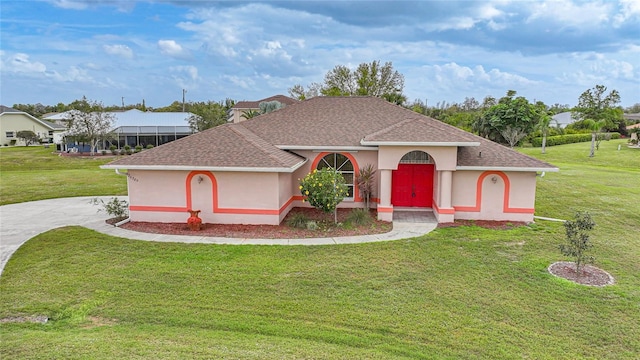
[
  {"xmin": 452, "ymin": 171, "xmax": 535, "ymax": 214},
  {"xmin": 130, "ymin": 205, "xmax": 187, "ymax": 212},
  {"xmin": 185, "ymin": 171, "xmax": 218, "ymax": 212},
  {"xmin": 310, "ymin": 152, "xmax": 362, "ymax": 202},
  {"xmin": 130, "ymin": 170, "xmax": 384, "ymax": 217},
  {"xmin": 432, "ymin": 202, "xmax": 455, "ymax": 214},
  {"xmin": 132, "ymin": 174, "xmax": 308, "ymax": 216},
  {"xmin": 377, "ymin": 206, "xmax": 394, "ymax": 213}
]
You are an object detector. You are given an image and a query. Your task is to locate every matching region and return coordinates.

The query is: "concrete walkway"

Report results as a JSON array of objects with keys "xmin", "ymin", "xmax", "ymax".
[{"xmin": 0, "ymin": 196, "xmax": 437, "ymax": 276}]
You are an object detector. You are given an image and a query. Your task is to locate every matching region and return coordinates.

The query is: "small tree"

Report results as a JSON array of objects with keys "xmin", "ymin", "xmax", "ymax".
[
  {"xmin": 559, "ymin": 211, "xmax": 596, "ymax": 276},
  {"xmin": 16, "ymin": 130, "xmax": 39, "ymax": 146},
  {"xmin": 258, "ymin": 101, "xmax": 285, "ymax": 114},
  {"xmin": 583, "ymin": 118, "xmax": 607, "ymax": 157},
  {"xmin": 65, "ymin": 98, "xmax": 115, "ymax": 155},
  {"xmin": 356, "ymin": 164, "xmax": 376, "ymax": 210},
  {"xmin": 299, "ymin": 168, "xmax": 348, "ymax": 223}
]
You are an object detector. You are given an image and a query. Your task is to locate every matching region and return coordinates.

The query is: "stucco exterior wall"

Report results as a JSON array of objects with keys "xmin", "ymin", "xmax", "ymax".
[
  {"xmin": 377, "ymin": 146, "xmax": 458, "ymax": 171},
  {"xmin": 0, "ymin": 113, "xmax": 53, "ymax": 145},
  {"xmin": 289, "ymin": 149, "xmax": 379, "ymax": 208},
  {"xmin": 452, "ymin": 170, "xmax": 537, "ymax": 222},
  {"xmin": 127, "ymin": 170, "xmax": 284, "ymax": 225}
]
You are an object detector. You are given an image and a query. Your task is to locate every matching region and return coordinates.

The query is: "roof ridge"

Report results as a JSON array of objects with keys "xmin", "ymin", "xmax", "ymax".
[
  {"xmin": 362, "ymin": 117, "xmax": 427, "ymax": 140},
  {"xmin": 231, "ymin": 124, "xmax": 298, "ymax": 167}
]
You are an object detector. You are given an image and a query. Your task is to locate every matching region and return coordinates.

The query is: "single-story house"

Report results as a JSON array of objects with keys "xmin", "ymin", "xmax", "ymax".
[
  {"xmin": 44, "ymin": 109, "xmax": 194, "ymax": 150},
  {"xmin": 550, "ymin": 112, "xmax": 574, "ymax": 129},
  {"xmin": 228, "ymin": 95, "xmax": 299, "ymax": 123},
  {"xmin": 0, "ymin": 105, "xmax": 66, "ymax": 146},
  {"xmin": 103, "ymin": 96, "xmax": 558, "ymax": 225}
]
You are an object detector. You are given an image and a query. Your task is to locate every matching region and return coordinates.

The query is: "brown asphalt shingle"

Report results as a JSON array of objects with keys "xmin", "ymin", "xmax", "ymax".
[
  {"xmin": 105, "ymin": 123, "xmax": 304, "ymax": 170},
  {"xmin": 233, "ymin": 95, "xmax": 299, "ymax": 109},
  {"xmin": 106, "ymin": 96, "xmax": 556, "ymax": 171},
  {"xmin": 362, "ymin": 118, "xmax": 480, "ymax": 144}
]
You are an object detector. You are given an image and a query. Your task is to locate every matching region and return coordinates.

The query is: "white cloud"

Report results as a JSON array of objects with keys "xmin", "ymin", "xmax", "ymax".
[
  {"xmin": 425, "ymin": 62, "xmax": 538, "ymax": 89},
  {"xmin": 526, "ymin": 0, "xmax": 612, "ymax": 27},
  {"xmin": 158, "ymin": 39, "xmax": 189, "ymax": 58},
  {"xmin": 614, "ymin": 0, "xmax": 640, "ymax": 24},
  {"xmin": 169, "ymin": 65, "xmax": 199, "ymax": 90},
  {"xmin": 48, "ymin": 0, "xmax": 87, "ymax": 10},
  {"xmin": 1, "ymin": 52, "xmax": 47, "ymax": 73},
  {"xmin": 103, "ymin": 44, "xmax": 133, "ymax": 59},
  {"xmin": 170, "ymin": 65, "xmax": 198, "ymax": 81}
]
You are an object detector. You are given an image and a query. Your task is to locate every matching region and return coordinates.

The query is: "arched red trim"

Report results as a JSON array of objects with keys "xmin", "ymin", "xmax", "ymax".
[
  {"xmin": 310, "ymin": 152, "xmax": 362, "ymax": 202},
  {"xmin": 185, "ymin": 171, "xmax": 218, "ymax": 212},
  {"xmin": 453, "ymin": 171, "xmax": 534, "ymax": 214}
]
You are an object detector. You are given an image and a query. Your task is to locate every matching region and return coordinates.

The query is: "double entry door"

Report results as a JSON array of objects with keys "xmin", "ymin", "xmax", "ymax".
[{"xmin": 391, "ymin": 164, "xmax": 434, "ymax": 207}]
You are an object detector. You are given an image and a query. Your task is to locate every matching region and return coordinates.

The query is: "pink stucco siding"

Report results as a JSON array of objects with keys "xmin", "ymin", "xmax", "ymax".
[{"xmin": 452, "ymin": 170, "xmax": 538, "ymax": 222}]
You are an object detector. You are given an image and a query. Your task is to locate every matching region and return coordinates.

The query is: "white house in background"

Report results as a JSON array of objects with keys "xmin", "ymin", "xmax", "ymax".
[
  {"xmin": 0, "ymin": 105, "xmax": 66, "ymax": 146},
  {"xmin": 44, "ymin": 109, "xmax": 195, "ymax": 150},
  {"xmin": 550, "ymin": 112, "xmax": 575, "ymax": 129}
]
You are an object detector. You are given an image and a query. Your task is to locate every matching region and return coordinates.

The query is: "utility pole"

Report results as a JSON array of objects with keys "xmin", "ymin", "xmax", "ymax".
[
  {"xmin": 182, "ymin": 89, "xmax": 187, "ymax": 112},
  {"xmin": 121, "ymin": 97, "xmax": 125, "ymax": 110}
]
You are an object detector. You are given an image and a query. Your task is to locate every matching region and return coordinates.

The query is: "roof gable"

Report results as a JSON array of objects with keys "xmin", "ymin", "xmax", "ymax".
[
  {"xmin": 362, "ymin": 118, "xmax": 480, "ymax": 146},
  {"xmin": 233, "ymin": 95, "xmax": 299, "ymax": 109}
]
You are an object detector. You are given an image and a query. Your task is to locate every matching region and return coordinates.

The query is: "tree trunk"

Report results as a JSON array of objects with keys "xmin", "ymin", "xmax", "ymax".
[
  {"xmin": 589, "ymin": 132, "xmax": 596, "ymax": 157},
  {"xmin": 542, "ymin": 133, "xmax": 547, "ymax": 154}
]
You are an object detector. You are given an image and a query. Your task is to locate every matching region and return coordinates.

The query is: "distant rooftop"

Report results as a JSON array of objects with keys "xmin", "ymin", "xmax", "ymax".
[{"xmin": 43, "ymin": 109, "xmax": 195, "ymax": 128}]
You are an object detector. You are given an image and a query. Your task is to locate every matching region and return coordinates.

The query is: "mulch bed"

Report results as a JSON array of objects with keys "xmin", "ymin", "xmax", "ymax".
[
  {"xmin": 119, "ymin": 208, "xmax": 392, "ymax": 239},
  {"xmin": 548, "ymin": 261, "xmax": 615, "ymax": 286}
]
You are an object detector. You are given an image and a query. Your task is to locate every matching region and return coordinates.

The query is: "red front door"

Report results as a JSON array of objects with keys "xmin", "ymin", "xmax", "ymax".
[{"xmin": 391, "ymin": 164, "xmax": 434, "ymax": 207}]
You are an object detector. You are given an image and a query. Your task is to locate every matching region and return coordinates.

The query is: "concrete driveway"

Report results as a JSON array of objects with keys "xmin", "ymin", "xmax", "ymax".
[
  {"xmin": 0, "ymin": 196, "xmax": 437, "ymax": 276},
  {"xmin": 0, "ymin": 196, "xmax": 120, "ymax": 275}
]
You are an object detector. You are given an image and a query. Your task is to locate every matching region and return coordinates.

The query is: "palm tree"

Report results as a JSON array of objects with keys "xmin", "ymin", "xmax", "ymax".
[
  {"xmin": 537, "ymin": 114, "xmax": 552, "ymax": 154},
  {"xmin": 356, "ymin": 164, "xmax": 376, "ymax": 210},
  {"xmin": 241, "ymin": 109, "xmax": 260, "ymax": 120},
  {"xmin": 583, "ymin": 118, "xmax": 607, "ymax": 157}
]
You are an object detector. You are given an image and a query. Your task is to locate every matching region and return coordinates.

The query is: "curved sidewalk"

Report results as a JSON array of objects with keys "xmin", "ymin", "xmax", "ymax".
[{"xmin": 0, "ymin": 196, "xmax": 437, "ymax": 276}]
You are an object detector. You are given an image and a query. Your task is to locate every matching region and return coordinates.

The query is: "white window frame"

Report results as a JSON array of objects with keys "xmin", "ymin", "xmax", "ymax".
[{"xmin": 316, "ymin": 153, "xmax": 355, "ymax": 200}]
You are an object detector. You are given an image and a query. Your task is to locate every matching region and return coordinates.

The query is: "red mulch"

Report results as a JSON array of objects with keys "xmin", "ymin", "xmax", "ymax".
[
  {"xmin": 119, "ymin": 208, "xmax": 392, "ymax": 239},
  {"xmin": 548, "ymin": 261, "xmax": 615, "ymax": 286}
]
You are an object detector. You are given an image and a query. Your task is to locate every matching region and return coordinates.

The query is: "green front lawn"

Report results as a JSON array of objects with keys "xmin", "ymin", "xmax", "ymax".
[
  {"xmin": 0, "ymin": 139, "xmax": 638, "ymax": 359},
  {"xmin": 0, "ymin": 146, "xmax": 127, "ymax": 205}
]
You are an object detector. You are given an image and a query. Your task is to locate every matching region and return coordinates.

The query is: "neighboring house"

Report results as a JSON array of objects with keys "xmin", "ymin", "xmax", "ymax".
[
  {"xmin": 627, "ymin": 123, "xmax": 640, "ymax": 142},
  {"xmin": 44, "ymin": 109, "xmax": 194, "ymax": 150},
  {"xmin": 550, "ymin": 112, "xmax": 574, "ymax": 128},
  {"xmin": 228, "ymin": 95, "xmax": 299, "ymax": 123},
  {"xmin": 103, "ymin": 97, "xmax": 558, "ymax": 225},
  {"xmin": 0, "ymin": 105, "xmax": 66, "ymax": 146},
  {"xmin": 623, "ymin": 113, "xmax": 640, "ymax": 123}
]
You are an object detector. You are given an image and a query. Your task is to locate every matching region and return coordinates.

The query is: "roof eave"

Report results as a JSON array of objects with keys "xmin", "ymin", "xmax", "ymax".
[
  {"xmin": 277, "ymin": 145, "xmax": 378, "ymax": 151},
  {"xmin": 100, "ymin": 159, "xmax": 307, "ymax": 173},
  {"xmin": 456, "ymin": 166, "xmax": 560, "ymax": 172},
  {"xmin": 360, "ymin": 140, "xmax": 480, "ymax": 147}
]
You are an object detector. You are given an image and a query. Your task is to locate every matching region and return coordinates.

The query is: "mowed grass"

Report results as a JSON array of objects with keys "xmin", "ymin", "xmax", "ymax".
[
  {"xmin": 0, "ymin": 146, "xmax": 127, "ymax": 205},
  {"xmin": 1, "ymin": 139, "xmax": 639, "ymax": 359}
]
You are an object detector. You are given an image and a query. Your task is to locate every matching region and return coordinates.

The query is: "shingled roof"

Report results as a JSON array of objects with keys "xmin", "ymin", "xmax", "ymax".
[
  {"xmin": 103, "ymin": 123, "xmax": 305, "ymax": 172},
  {"xmin": 233, "ymin": 95, "xmax": 299, "ymax": 109},
  {"xmin": 104, "ymin": 96, "xmax": 556, "ymax": 172}
]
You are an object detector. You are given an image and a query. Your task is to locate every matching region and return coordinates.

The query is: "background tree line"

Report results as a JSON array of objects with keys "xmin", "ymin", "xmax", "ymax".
[{"xmin": 11, "ymin": 61, "xmax": 639, "ymax": 149}]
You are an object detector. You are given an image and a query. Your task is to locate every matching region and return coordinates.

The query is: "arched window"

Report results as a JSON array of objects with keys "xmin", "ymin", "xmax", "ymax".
[
  {"xmin": 316, "ymin": 153, "xmax": 354, "ymax": 199},
  {"xmin": 399, "ymin": 150, "xmax": 432, "ymax": 164}
]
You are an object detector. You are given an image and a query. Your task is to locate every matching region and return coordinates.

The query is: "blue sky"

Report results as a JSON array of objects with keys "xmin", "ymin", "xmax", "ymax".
[{"xmin": 1, "ymin": 0, "xmax": 639, "ymax": 109}]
